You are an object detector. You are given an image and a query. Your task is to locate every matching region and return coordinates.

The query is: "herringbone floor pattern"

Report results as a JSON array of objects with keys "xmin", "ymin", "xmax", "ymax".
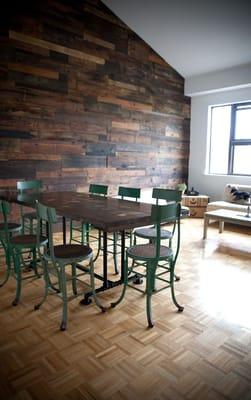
[{"xmin": 0, "ymin": 219, "xmax": 251, "ymax": 400}]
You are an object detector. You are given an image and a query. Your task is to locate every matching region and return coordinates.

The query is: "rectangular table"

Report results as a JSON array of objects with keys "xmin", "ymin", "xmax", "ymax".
[
  {"xmin": 0, "ymin": 190, "xmax": 153, "ymax": 302},
  {"xmin": 203, "ymin": 208, "xmax": 251, "ymax": 239}
]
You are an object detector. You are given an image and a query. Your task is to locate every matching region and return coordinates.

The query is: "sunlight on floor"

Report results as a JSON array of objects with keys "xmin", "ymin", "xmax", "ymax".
[{"xmin": 198, "ymin": 261, "xmax": 251, "ymax": 329}]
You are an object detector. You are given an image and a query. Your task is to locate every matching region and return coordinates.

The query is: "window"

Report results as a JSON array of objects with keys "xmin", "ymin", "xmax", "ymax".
[{"xmin": 208, "ymin": 102, "xmax": 251, "ymax": 176}]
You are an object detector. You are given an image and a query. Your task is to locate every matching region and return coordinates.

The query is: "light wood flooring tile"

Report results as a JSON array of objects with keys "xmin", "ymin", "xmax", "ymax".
[{"xmin": 0, "ymin": 219, "xmax": 251, "ymax": 399}]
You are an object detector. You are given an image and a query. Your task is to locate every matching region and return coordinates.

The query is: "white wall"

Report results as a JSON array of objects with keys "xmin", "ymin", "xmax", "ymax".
[
  {"xmin": 185, "ymin": 63, "xmax": 251, "ymax": 96},
  {"xmin": 188, "ymin": 87, "xmax": 251, "ymax": 201}
]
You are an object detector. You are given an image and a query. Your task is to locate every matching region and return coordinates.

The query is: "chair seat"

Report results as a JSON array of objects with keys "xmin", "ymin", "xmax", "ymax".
[
  {"xmin": 11, "ymin": 235, "xmax": 47, "ymax": 247},
  {"xmin": 127, "ymin": 243, "xmax": 173, "ymax": 261},
  {"xmin": 0, "ymin": 222, "xmax": 22, "ymax": 232},
  {"xmin": 134, "ymin": 226, "xmax": 172, "ymax": 240},
  {"xmin": 53, "ymin": 244, "xmax": 92, "ymax": 260},
  {"xmin": 22, "ymin": 211, "xmax": 37, "ymax": 220}
]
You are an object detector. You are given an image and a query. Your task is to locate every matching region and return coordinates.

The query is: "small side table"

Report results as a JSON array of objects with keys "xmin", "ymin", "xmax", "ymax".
[{"xmin": 182, "ymin": 194, "xmax": 209, "ymax": 218}]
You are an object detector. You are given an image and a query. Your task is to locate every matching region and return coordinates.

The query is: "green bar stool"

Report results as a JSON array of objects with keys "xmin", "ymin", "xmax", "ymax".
[
  {"xmin": 0, "ymin": 200, "xmax": 47, "ymax": 305},
  {"xmin": 134, "ymin": 188, "xmax": 183, "ymax": 281},
  {"xmin": 112, "ymin": 186, "xmax": 141, "ymax": 274},
  {"xmin": 35, "ymin": 201, "xmax": 95, "ymax": 331},
  {"xmin": 0, "ymin": 201, "xmax": 22, "ymax": 287},
  {"xmin": 108, "ymin": 202, "xmax": 184, "ymax": 328},
  {"xmin": 70, "ymin": 184, "xmax": 108, "ymax": 246},
  {"xmin": 17, "ymin": 180, "xmax": 43, "ymax": 234}
]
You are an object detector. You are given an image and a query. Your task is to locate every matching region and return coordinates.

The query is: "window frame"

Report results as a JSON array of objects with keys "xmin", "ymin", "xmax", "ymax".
[{"xmin": 209, "ymin": 101, "xmax": 251, "ymax": 176}]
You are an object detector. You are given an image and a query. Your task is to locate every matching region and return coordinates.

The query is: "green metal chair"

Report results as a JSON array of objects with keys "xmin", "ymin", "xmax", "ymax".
[
  {"xmin": 134, "ymin": 188, "xmax": 182, "ymax": 242},
  {"xmin": 17, "ymin": 180, "xmax": 43, "ymax": 234},
  {"xmin": 35, "ymin": 201, "xmax": 94, "ymax": 331},
  {"xmin": 112, "ymin": 186, "xmax": 141, "ymax": 273},
  {"xmin": 70, "ymin": 184, "xmax": 108, "ymax": 246},
  {"xmin": 108, "ymin": 202, "xmax": 184, "ymax": 328},
  {"xmin": 0, "ymin": 200, "xmax": 47, "ymax": 305},
  {"xmin": 0, "ymin": 201, "xmax": 22, "ymax": 287},
  {"xmin": 134, "ymin": 188, "xmax": 182, "ymax": 279}
]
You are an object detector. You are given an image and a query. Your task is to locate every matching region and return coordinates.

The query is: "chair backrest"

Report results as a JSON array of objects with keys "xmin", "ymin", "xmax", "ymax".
[
  {"xmin": 0, "ymin": 200, "xmax": 11, "ymax": 244},
  {"xmin": 151, "ymin": 202, "xmax": 181, "ymax": 259},
  {"xmin": 0, "ymin": 199, "xmax": 11, "ymax": 218},
  {"xmin": 118, "ymin": 186, "xmax": 141, "ymax": 201},
  {"xmin": 36, "ymin": 201, "xmax": 57, "ymax": 260},
  {"xmin": 17, "ymin": 180, "xmax": 42, "ymax": 193},
  {"xmin": 89, "ymin": 184, "xmax": 108, "ymax": 196},
  {"xmin": 152, "ymin": 188, "xmax": 182, "ymax": 204}
]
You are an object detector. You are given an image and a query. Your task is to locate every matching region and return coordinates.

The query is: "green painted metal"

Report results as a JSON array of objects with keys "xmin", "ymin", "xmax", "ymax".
[
  {"xmin": 17, "ymin": 179, "xmax": 43, "ymax": 234},
  {"xmin": 70, "ymin": 184, "xmax": 108, "ymax": 246},
  {"xmin": 89, "ymin": 184, "xmax": 108, "ymax": 196},
  {"xmin": 0, "ymin": 200, "xmax": 47, "ymax": 304},
  {"xmin": 17, "ymin": 180, "xmax": 42, "ymax": 192},
  {"xmin": 109, "ymin": 202, "xmax": 184, "ymax": 327},
  {"xmin": 152, "ymin": 187, "xmax": 182, "ymax": 203},
  {"xmin": 35, "ymin": 201, "xmax": 94, "ymax": 331},
  {"xmin": 0, "ymin": 200, "xmax": 22, "ymax": 286},
  {"xmin": 118, "ymin": 186, "xmax": 141, "ymax": 201},
  {"xmin": 113, "ymin": 187, "xmax": 141, "ymax": 274}
]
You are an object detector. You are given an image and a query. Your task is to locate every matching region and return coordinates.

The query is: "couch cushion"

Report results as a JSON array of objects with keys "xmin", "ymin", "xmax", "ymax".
[
  {"xmin": 207, "ymin": 201, "xmax": 249, "ymax": 212},
  {"xmin": 224, "ymin": 184, "xmax": 251, "ymax": 205}
]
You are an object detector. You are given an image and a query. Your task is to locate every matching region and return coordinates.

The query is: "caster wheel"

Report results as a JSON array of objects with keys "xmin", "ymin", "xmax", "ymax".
[
  {"xmin": 34, "ymin": 304, "xmax": 40, "ymax": 310},
  {"xmin": 60, "ymin": 322, "xmax": 67, "ymax": 331},
  {"xmin": 79, "ymin": 297, "xmax": 92, "ymax": 305},
  {"xmin": 133, "ymin": 276, "xmax": 143, "ymax": 285},
  {"xmin": 178, "ymin": 306, "xmax": 184, "ymax": 312},
  {"xmin": 12, "ymin": 299, "xmax": 18, "ymax": 306}
]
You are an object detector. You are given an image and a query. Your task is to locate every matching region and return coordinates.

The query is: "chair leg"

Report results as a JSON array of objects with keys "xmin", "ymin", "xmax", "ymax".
[
  {"xmin": 81, "ymin": 223, "xmax": 87, "ymax": 245},
  {"xmin": 21, "ymin": 216, "xmax": 25, "ymax": 234},
  {"xmin": 12, "ymin": 250, "xmax": 22, "ymax": 306},
  {"xmin": 60, "ymin": 265, "xmax": 68, "ymax": 331},
  {"xmin": 69, "ymin": 220, "xmax": 74, "ymax": 244},
  {"xmin": 31, "ymin": 247, "xmax": 40, "ymax": 277},
  {"xmin": 93, "ymin": 230, "xmax": 102, "ymax": 262},
  {"xmin": 170, "ymin": 259, "xmax": 184, "ymax": 312},
  {"xmin": 34, "ymin": 259, "xmax": 49, "ymax": 310},
  {"xmin": 113, "ymin": 232, "xmax": 119, "ymax": 275},
  {"xmin": 146, "ymin": 261, "xmax": 156, "ymax": 328},
  {"xmin": 71, "ymin": 263, "xmax": 77, "ymax": 295},
  {"xmin": 90, "ymin": 258, "xmax": 106, "ymax": 312},
  {"xmin": 29, "ymin": 218, "xmax": 32, "ymax": 234},
  {"xmin": 0, "ymin": 242, "xmax": 11, "ymax": 287},
  {"xmin": 110, "ymin": 253, "xmax": 128, "ymax": 309}
]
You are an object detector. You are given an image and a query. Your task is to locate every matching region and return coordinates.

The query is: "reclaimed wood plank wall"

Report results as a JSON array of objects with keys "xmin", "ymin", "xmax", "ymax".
[{"xmin": 0, "ymin": 0, "xmax": 190, "ymax": 198}]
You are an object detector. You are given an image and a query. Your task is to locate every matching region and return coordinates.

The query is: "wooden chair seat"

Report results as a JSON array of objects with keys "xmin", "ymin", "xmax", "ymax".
[
  {"xmin": 134, "ymin": 226, "xmax": 172, "ymax": 240},
  {"xmin": 127, "ymin": 243, "xmax": 172, "ymax": 260},
  {"xmin": 10, "ymin": 235, "xmax": 47, "ymax": 247},
  {"xmin": 22, "ymin": 211, "xmax": 37, "ymax": 220},
  {"xmin": 53, "ymin": 244, "xmax": 92, "ymax": 259},
  {"xmin": 0, "ymin": 222, "xmax": 22, "ymax": 232}
]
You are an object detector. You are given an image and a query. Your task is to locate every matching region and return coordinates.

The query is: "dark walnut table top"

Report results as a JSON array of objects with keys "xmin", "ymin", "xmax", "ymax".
[{"xmin": 0, "ymin": 191, "xmax": 153, "ymax": 232}]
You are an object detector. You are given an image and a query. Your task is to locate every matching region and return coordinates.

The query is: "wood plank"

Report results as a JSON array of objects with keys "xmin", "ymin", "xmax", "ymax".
[
  {"xmin": 8, "ymin": 63, "xmax": 59, "ymax": 80},
  {"xmin": 83, "ymin": 32, "xmax": 115, "ymax": 50},
  {"xmin": 9, "ymin": 31, "xmax": 105, "ymax": 65}
]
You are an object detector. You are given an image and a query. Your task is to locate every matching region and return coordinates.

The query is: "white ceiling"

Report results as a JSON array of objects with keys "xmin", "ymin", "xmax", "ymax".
[{"xmin": 103, "ymin": 0, "xmax": 251, "ymax": 78}]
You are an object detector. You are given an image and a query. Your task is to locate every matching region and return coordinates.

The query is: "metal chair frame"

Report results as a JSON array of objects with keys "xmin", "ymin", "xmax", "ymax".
[
  {"xmin": 108, "ymin": 203, "xmax": 184, "ymax": 327},
  {"xmin": 35, "ymin": 201, "xmax": 95, "ymax": 331}
]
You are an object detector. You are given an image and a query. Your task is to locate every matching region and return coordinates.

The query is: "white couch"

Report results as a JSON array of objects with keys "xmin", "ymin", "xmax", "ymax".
[{"xmin": 207, "ymin": 184, "xmax": 251, "ymax": 213}]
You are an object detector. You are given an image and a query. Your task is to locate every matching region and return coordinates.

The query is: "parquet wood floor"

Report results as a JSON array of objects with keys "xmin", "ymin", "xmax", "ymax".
[{"xmin": 0, "ymin": 219, "xmax": 251, "ymax": 400}]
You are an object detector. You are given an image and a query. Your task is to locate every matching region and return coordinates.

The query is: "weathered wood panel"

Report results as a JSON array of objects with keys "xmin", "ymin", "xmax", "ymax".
[{"xmin": 0, "ymin": 0, "xmax": 190, "ymax": 207}]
